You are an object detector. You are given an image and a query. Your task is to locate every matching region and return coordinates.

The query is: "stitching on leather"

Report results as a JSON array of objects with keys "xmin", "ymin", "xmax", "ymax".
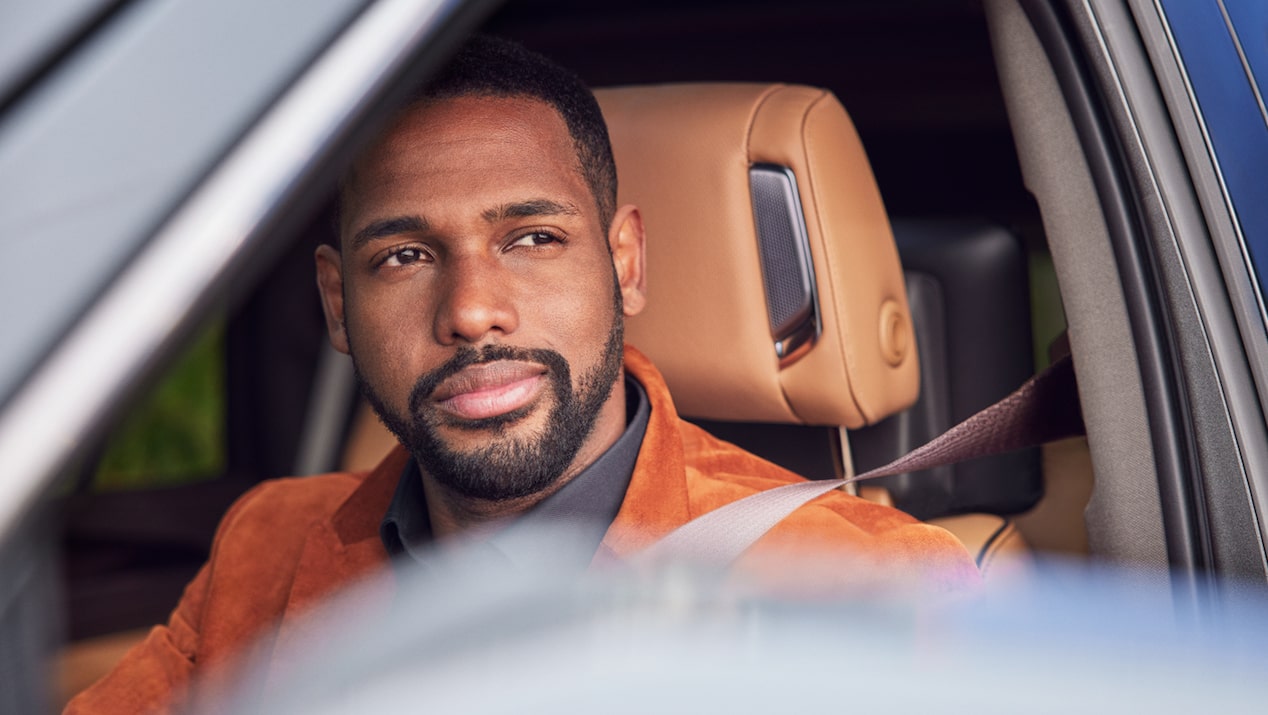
[
  {"xmin": 743, "ymin": 83, "xmax": 785, "ymax": 160},
  {"xmin": 801, "ymin": 91, "xmax": 867, "ymax": 422},
  {"xmin": 750, "ymin": 84, "xmax": 819, "ymax": 425}
]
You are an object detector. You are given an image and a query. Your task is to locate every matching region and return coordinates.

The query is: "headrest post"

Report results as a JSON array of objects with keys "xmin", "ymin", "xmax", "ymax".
[{"xmin": 836, "ymin": 426, "xmax": 857, "ymax": 495}]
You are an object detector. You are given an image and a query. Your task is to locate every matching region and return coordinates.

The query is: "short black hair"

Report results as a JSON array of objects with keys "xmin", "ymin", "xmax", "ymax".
[
  {"xmin": 338, "ymin": 35, "xmax": 617, "ymax": 243},
  {"xmin": 421, "ymin": 35, "xmax": 616, "ymax": 228}
]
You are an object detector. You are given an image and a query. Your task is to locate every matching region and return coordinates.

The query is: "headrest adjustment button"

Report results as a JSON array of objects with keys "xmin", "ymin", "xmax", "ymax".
[{"xmin": 879, "ymin": 300, "xmax": 909, "ymax": 367}]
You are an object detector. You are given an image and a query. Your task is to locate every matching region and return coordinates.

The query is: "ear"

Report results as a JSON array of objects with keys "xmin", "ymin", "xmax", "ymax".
[
  {"xmin": 609, "ymin": 204, "xmax": 646, "ymax": 317},
  {"xmin": 314, "ymin": 244, "xmax": 351, "ymax": 354}
]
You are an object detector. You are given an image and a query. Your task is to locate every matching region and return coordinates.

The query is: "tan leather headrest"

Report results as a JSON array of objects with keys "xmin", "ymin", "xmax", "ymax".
[{"xmin": 596, "ymin": 83, "xmax": 918, "ymax": 428}]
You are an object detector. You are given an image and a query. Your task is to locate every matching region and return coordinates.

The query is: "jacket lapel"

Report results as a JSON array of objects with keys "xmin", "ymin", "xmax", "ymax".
[
  {"xmin": 597, "ymin": 347, "xmax": 694, "ymax": 559},
  {"xmin": 268, "ymin": 447, "xmax": 408, "ymax": 673}
]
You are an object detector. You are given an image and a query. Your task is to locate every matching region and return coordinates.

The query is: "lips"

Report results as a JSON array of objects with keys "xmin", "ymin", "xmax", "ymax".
[{"xmin": 428, "ymin": 360, "xmax": 548, "ymax": 421}]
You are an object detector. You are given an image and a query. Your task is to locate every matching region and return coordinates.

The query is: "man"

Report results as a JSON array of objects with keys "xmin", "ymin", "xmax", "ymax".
[{"xmin": 67, "ymin": 36, "xmax": 978, "ymax": 714}]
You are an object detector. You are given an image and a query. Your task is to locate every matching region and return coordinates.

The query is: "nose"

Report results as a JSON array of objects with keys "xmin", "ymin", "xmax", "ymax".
[{"xmin": 433, "ymin": 254, "xmax": 518, "ymax": 345}]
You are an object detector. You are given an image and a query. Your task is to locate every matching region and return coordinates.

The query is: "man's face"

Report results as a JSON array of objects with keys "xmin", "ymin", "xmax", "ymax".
[{"xmin": 316, "ymin": 95, "xmax": 645, "ymax": 501}]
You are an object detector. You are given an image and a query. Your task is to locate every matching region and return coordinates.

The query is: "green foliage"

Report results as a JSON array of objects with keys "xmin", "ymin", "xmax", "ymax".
[{"xmin": 93, "ymin": 323, "xmax": 226, "ymax": 491}]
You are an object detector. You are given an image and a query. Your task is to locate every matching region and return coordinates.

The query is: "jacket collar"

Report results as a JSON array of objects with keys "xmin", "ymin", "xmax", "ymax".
[{"xmin": 331, "ymin": 440, "xmax": 409, "ymax": 547}]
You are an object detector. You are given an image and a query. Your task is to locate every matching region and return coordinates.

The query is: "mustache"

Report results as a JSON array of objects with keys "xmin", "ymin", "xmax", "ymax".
[{"xmin": 407, "ymin": 344, "xmax": 571, "ymax": 416}]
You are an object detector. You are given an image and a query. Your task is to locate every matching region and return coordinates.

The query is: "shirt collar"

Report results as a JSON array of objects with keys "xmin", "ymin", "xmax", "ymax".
[{"xmin": 379, "ymin": 375, "xmax": 651, "ymax": 569}]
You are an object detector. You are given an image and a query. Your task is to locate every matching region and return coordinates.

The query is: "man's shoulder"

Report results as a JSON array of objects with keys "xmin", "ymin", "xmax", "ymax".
[
  {"xmin": 673, "ymin": 419, "xmax": 979, "ymax": 587},
  {"xmin": 228, "ymin": 471, "xmax": 368, "ymax": 518},
  {"xmin": 210, "ymin": 470, "xmax": 372, "ymax": 549},
  {"xmin": 673, "ymin": 418, "xmax": 816, "ymax": 491}
]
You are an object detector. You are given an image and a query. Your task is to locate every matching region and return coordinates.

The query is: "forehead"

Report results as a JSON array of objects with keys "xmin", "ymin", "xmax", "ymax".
[{"xmin": 343, "ymin": 95, "xmax": 590, "ymax": 230}]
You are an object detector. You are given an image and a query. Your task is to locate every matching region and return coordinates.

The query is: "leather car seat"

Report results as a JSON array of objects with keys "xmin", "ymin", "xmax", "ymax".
[{"xmin": 596, "ymin": 82, "xmax": 1030, "ymax": 578}]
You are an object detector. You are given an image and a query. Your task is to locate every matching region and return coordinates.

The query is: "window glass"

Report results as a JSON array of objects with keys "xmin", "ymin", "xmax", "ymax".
[
  {"xmin": 1221, "ymin": 0, "xmax": 1268, "ymax": 103},
  {"xmin": 1159, "ymin": 0, "xmax": 1268, "ymax": 296}
]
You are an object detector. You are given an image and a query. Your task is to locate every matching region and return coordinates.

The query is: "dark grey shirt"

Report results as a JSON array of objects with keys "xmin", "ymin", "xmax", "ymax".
[{"xmin": 379, "ymin": 376, "xmax": 650, "ymax": 570}]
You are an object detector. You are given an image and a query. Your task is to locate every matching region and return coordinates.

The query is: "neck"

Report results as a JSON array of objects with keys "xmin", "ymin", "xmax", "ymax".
[
  {"xmin": 420, "ymin": 471, "xmax": 563, "ymax": 538},
  {"xmin": 420, "ymin": 418, "xmax": 623, "ymax": 537}
]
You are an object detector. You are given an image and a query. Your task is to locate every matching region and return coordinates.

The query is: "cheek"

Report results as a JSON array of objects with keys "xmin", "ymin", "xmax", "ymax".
[
  {"xmin": 535, "ymin": 266, "xmax": 619, "ymax": 357},
  {"xmin": 344, "ymin": 282, "xmax": 432, "ymax": 396}
]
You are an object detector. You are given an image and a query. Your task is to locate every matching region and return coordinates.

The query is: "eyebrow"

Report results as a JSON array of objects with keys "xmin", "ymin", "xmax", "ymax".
[
  {"xmin": 349, "ymin": 215, "xmax": 428, "ymax": 250},
  {"xmin": 348, "ymin": 199, "xmax": 580, "ymax": 250},
  {"xmin": 481, "ymin": 199, "xmax": 581, "ymax": 223}
]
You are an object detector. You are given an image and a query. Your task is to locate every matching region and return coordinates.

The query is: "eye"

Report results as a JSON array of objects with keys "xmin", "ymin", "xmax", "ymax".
[
  {"xmin": 380, "ymin": 246, "xmax": 428, "ymax": 267},
  {"xmin": 507, "ymin": 230, "xmax": 564, "ymax": 249}
]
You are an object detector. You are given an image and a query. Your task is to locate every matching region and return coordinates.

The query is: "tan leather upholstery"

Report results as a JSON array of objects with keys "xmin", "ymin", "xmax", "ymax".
[
  {"xmin": 1014, "ymin": 437, "xmax": 1093, "ymax": 555},
  {"xmin": 596, "ymin": 84, "xmax": 919, "ymax": 427}
]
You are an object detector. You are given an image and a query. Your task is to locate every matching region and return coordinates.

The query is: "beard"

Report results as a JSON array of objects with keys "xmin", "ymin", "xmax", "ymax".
[{"xmin": 352, "ymin": 282, "xmax": 625, "ymax": 502}]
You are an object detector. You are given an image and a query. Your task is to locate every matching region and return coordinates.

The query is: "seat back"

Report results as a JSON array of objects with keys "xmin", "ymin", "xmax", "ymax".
[
  {"xmin": 594, "ymin": 83, "xmax": 1036, "ymax": 579},
  {"xmin": 597, "ymin": 84, "xmax": 1041, "ymax": 519}
]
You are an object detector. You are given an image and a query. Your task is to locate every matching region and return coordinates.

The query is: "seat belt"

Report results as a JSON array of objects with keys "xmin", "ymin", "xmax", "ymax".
[{"xmin": 637, "ymin": 354, "xmax": 1084, "ymax": 566}]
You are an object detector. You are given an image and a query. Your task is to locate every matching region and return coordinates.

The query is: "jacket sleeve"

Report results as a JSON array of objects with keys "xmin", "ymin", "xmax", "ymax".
[
  {"xmin": 62, "ymin": 482, "xmax": 268, "ymax": 715},
  {"xmin": 62, "ymin": 568, "xmax": 207, "ymax": 714}
]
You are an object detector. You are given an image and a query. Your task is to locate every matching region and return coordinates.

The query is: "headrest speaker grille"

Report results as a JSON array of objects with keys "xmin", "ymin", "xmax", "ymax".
[{"xmin": 750, "ymin": 164, "xmax": 820, "ymax": 363}]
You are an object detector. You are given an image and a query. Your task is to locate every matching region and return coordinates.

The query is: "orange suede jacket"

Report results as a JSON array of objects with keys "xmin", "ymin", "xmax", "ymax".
[{"xmin": 66, "ymin": 347, "xmax": 978, "ymax": 714}]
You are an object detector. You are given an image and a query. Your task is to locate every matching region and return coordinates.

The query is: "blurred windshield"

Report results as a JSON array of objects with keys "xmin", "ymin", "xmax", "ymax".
[{"xmin": 216, "ymin": 531, "xmax": 1268, "ymax": 715}]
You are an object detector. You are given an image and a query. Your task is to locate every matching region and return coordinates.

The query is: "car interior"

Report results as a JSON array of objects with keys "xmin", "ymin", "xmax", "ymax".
[{"xmin": 51, "ymin": 0, "xmax": 1142, "ymax": 707}]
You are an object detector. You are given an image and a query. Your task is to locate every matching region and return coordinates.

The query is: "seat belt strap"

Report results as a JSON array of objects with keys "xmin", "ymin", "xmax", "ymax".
[{"xmin": 636, "ymin": 354, "xmax": 1083, "ymax": 567}]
